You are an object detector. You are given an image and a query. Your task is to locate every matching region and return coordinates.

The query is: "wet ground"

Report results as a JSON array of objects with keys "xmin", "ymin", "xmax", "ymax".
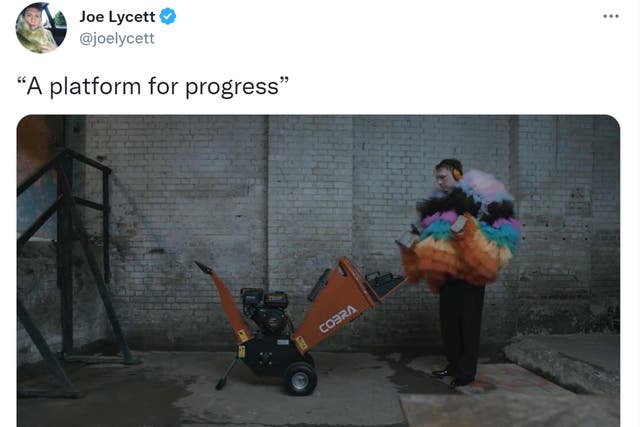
[
  {"xmin": 17, "ymin": 351, "xmax": 453, "ymax": 427},
  {"xmin": 17, "ymin": 344, "xmax": 621, "ymax": 427}
]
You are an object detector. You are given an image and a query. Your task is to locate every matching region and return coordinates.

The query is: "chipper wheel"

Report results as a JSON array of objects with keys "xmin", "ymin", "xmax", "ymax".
[{"xmin": 284, "ymin": 361, "xmax": 317, "ymax": 396}]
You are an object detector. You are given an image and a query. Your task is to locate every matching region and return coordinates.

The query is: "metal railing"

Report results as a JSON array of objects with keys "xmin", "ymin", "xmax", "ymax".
[
  {"xmin": 18, "ymin": 148, "xmax": 112, "ymax": 284},
  {"xmin": 17, "ymin": 148, "xmax": 136, "ymax": 399}
]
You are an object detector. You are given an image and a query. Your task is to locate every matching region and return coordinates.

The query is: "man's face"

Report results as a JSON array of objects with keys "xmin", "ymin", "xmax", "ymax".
[
  {"xmin": 435, "ymin": 167, "xmax": 456, "ymax": 193},
  {"xmin": 24, "ymin": 8, "xmax": 42, "ymax": 30}
]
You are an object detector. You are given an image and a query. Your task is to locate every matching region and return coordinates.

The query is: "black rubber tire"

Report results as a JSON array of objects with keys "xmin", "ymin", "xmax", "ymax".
[{"xmin": 284, "ymin": 362, "xmax": 317, "ymax": 396}]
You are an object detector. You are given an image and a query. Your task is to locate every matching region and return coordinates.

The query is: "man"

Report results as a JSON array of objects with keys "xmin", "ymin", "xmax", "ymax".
[
  {"xmin": 400, "ymin": 158, "xmax": 519, "ymax": 387},
  {"xmin": 16, "ymin": 3, "xmax": 58, "ymax": 54},
  {"xmin": 430, "ymin": 159, "xmax": 484, "ymax": 387}
]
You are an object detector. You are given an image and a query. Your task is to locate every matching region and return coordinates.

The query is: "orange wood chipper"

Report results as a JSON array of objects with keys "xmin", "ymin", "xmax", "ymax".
[{"xmin": 195, "ymin": 257, "xmax": 406, "ymax": 396}]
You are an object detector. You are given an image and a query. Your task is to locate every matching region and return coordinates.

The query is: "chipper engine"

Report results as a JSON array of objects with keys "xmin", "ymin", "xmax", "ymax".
[{"xmin": 195, "ymin": 257, "xmax": 406, "ymax": 396}]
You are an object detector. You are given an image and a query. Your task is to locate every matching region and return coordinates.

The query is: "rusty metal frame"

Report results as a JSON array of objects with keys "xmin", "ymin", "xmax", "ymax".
[{"xmin": 17, "ymin": 148, "xmax": 137, "ymax": 399}]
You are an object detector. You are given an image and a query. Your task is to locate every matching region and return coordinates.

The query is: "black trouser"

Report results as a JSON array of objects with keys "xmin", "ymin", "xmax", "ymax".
[{"xmin": 439, "ymin": 278, "xmax": 485, "ymax": 382}]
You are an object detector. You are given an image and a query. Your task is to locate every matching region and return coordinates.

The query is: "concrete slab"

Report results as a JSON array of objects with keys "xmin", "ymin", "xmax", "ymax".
[
  {"xmin": 445, "ymin": 364, "xmax": 572, "ymax": 396},
  {"xmin": 504, "ymin": 333, "xmax": 620, "ymax": 394},
  {"xmin": 400, "ymin": 393, "xmax": 620, "ymax": 427},
  {"xmin": 405, "ymin": 356, "xmax": 572, "ymax": 396},
  {"xmin": 393, "ymin": 355, "xmax": 618, "ymax": 426}
]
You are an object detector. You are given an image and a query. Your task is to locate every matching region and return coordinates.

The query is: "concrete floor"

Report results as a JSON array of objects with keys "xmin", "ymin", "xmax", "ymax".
[
  {"xmin": 18, "ymin": 351, "xmax": 454, "ymax": 427},
  {"xmin": 17, "ymin": 338, "xmax": 622, "ymax": 427}
]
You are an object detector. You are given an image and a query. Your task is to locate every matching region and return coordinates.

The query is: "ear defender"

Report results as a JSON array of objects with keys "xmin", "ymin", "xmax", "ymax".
[{"xmin": 452, "ymin": 168, "xmax": 463, "ymax": 181}]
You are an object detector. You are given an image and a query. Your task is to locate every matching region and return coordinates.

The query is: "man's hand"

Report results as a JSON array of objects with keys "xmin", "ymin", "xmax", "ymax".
[
  {"xmin": 449, "ymin": 214, "xmax": 468, "ymax": 239},
  {"xmin": 450, "ymin": 228, "xmax": 465, "ymax": 239}
]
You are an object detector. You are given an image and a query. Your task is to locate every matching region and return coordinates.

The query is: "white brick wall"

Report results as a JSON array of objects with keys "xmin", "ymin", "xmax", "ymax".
[
  {"xmin": 514, "ymin": 116, "xmax": 619, "ymax": 333},
  {"xmin": 17, "ymin": 243, "xmax": 107, "ymax": 365},
  {"xmin": 82, "ymin": 116, "xmax": 268, "ymax": 347},
  {"xmin": 267, "ymin": 116, "xmax": 354, "ymax": 308},
  {"xmin": 72, "ymin": 115, "xmax": 619, "ymax": 349}
]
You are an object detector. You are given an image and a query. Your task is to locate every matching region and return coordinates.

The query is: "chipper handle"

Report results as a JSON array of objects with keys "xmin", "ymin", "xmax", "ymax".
[
  {"xmin": 194, "ymin": 261, "xmax": 213, "ymax": 275},
  {"xmin": 194, "ymin": 261, "xmax": 253, "ymax": 344}
]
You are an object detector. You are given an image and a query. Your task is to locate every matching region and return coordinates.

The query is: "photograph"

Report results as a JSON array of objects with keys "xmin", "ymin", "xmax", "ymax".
[
  {"xmin": 16, "ymin": 115, "xmax": 621, "ymax": 426},
  {"xmin": 15, "ymin": 2, "xmax": 66, "ymax": 54}
]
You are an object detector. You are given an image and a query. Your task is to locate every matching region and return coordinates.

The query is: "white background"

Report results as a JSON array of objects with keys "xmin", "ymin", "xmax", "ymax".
[{"xmin": 2, "ymin": 0, "xmax": 638, "ymax": 424}]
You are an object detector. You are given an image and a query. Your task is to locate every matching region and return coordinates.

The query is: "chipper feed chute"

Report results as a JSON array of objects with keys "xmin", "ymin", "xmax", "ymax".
[
  {"xmin": 292, "ymin": 256, "xmax": 406, "ymax": 354},
  {"xmin": 195, "ymin": 256, "xmax": 406, "ymax": 396}
]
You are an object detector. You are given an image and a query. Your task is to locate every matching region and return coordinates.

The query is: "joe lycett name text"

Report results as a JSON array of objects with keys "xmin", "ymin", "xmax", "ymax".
[{"xmin": 80, "ymin": 10, "xmax": 156, "ymax": 25}]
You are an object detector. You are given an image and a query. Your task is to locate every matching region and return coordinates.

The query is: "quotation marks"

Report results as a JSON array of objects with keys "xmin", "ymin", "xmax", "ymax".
[
  {"xmin": 18, "ymin": 75, "xmax": 43, "ymax": 96},
  {"xmin": 280, "ymin": 76, "xmax": 289, "ymax": 83},
  {"xmin": 603, "ymin": 14, "xmax": 619, "ymax": 18}
]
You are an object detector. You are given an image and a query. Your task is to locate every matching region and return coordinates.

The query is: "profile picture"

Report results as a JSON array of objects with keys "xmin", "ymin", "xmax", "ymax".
[{"xmin": 16, "ymin": 2, "xmax": 66, "ymax": 53}]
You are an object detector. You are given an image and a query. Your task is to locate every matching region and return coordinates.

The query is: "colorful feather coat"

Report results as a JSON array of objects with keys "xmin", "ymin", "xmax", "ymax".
[{"xmin": 401, "ymin": 170, "xmax": 520, "ymax": 292}]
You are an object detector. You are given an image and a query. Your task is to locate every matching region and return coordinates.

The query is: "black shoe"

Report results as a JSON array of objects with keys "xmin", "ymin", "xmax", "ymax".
[
  {"xmin": 450, "ymin": 377, "xmax": 474, "ymax": 388},
  {"xmin": 431, "ymin": 369, "xmax": 453, "ymax": 379}
]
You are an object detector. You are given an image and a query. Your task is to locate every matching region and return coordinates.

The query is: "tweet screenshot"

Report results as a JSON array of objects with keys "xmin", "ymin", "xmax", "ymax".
[{"xmin": 4, "ymin": 1, "xmax": 638, "ymax": 426}]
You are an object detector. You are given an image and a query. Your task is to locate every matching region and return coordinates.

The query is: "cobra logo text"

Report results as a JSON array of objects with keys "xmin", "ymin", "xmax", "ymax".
[{"xmin": 319, "ymin": 305, "xmax": 357, "ymax": 333}]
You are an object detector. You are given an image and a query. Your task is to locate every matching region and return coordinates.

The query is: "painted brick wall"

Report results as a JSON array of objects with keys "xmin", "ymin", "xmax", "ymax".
[
  {"xmin": 17, "ymin": 242, "xmax": 107, "ymax": 365},
  {"xmin": 267, "ymin": 116, "xmax": 354, "ymax": 303},
  {"xmin": 590, "ymin": 117, "xmax": 620, "ymax": 297},
  {"xmin": 514, "ymin": 116, "xmax": 620, "ymax": 334},
  {"xmin": 81, "ymin": 116, "xmax": 268, "ymax": 348},
  {"xmin": 74, "ymin": 115, "xmax": 619, "ymax": 352}
]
